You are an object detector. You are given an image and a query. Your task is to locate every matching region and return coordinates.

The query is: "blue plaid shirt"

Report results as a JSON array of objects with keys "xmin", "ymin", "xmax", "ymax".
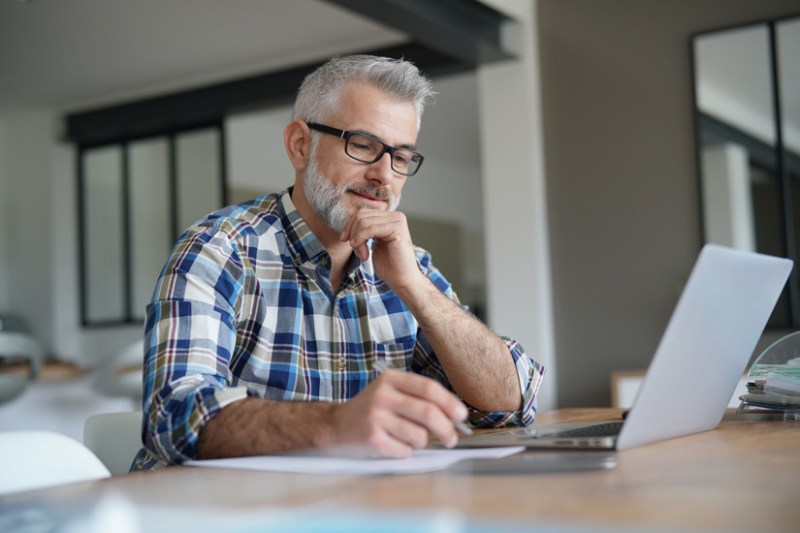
[{"xmin": 132, "ymin": 188, "xmax": 543, "ymax": 470}]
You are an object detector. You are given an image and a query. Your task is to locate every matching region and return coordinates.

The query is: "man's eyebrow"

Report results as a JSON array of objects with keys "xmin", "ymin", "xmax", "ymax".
[{"xmin": 353, "ymin": 129, "xmax": 417, "ymax": 151}]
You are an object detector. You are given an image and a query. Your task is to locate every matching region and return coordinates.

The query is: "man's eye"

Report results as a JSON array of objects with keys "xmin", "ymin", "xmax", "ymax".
[
  {"xmin": 351, "ymin": 141, "xmax": 372, "ymax": 151},
  {"xmin": 349, "ymin": 135, "xmax": 380, "ymax": 154},
  {"xmin": 393, "ymin": 153, "xmax": 410, "ymax": 166}
]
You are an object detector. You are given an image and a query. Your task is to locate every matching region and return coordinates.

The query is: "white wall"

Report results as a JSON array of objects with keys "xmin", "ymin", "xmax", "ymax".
[
  {"xmin": 226, "ymin": 106, "xmax": 294, "ymax": 195},
  {"xmin": 407, "ymin": 73, "xmax": 484, "ymax": 233},
  {"xmin": 0, "ymin": 112, "xmax": 56, "ymax": 349},
  {"xmin": 701, "ymin": 143, "xmax": 756, "ymax": 251},
  {"xmin": 477, "ymin": 0, "xmax": 556, "ymax": 410}
]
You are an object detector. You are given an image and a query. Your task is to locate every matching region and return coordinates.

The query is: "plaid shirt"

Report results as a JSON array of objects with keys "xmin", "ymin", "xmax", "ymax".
[{"xmin": 132, "ymin": 188, "xmax": 544, "ymax": 470}]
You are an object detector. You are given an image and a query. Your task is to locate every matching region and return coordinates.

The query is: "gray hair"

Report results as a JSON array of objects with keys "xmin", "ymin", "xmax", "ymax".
[{"xmin": 293, "ymin": 55, "xmax": 435, "ymax": 131}]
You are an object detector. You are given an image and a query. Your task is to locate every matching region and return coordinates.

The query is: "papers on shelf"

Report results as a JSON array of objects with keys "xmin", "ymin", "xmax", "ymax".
[
  {"xmin": 764, "ymin": 372, "xmax": 800, "ymax": 396},
  {"xmin": 739, "ymin": 372, "xmax": 800, "ymax": 413},
  {"xmin": 741, "ymin": 338, "xmax": 800, "ymax": 415},
  {"xmin": 185, "ymin": 446, "xmax": 525, "ymax": 476}
]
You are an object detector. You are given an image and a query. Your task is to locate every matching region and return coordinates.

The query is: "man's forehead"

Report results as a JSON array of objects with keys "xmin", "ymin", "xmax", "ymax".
[{"xmin": 334, "ymin": 82, "xmax": 418, "ymax": 141}]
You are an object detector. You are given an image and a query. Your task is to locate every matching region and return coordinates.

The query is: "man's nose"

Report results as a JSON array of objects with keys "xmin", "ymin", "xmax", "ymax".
[{"xmin": 365, "ymin": 151, "xmax": 395, "ymax": 184}]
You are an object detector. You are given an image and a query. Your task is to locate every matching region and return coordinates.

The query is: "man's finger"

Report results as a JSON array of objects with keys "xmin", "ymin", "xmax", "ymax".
[{"xmin": 379, "ymin": 370, "xmax": 468, "ymax": 422}]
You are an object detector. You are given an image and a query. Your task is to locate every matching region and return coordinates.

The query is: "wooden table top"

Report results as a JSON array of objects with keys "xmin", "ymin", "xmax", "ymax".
[{"xmin": 2, "ymin": 408, "xmax": 799, "ymax": 531}]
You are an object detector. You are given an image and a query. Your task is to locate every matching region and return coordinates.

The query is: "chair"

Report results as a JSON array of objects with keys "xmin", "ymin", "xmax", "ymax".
[
  {"xmin": 0, "ymin": 316, "xmax": 45, "ymax": 405},
  {"xmin": 0, "ymin": 430, "xmax": 110, "ymax": 495},
  {"xmin": 90, "ymin": 339, "xmax": 144, "ymax": 402},
  {"xmin": 83, "ymin": 411, "xmax": 143, "ymax": 475}
]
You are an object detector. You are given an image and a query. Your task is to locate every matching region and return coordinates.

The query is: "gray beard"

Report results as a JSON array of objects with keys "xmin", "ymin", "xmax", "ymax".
[{"xmin": 304, "ymin": 152, "xmax": 401, "ymax": 233}]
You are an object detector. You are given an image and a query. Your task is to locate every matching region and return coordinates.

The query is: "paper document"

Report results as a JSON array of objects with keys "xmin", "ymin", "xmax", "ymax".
[
  {"xmin": 186, "ymin": 446, "xmax": 524, "ymax": 475},
  {"xmin": 765, "ymin": 372, "xmax": 800, "ymax": 396}
]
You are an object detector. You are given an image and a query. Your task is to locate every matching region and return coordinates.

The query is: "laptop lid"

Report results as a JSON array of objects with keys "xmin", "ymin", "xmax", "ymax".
[
  {"xmin": 454, "ymin": 244, "xmax": 792, "ymax": 450},
  {"xmin": 616, "ymin": 244, "xmax": 792, "ymax": 449}
]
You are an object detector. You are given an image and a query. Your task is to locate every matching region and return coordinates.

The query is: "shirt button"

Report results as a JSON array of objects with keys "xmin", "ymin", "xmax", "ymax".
[{"xmin": 320, "ymin": 256, "xmax": 330, "ymax": 266}]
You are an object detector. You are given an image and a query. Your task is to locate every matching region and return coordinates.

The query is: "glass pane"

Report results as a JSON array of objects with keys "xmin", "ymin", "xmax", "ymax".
[
  {"xmin": 83, "ymin": 146, "xmax": 125, "ymax": 322},
  {"xmin": 777, "ymin": 19, "xmax": 800, "ymax": 263},
  {"xmin": 693, "ymin": 23, "xmax": 789, "ymax": 327},
  {"xmin": 129, "ymin": 137, "xmax": 171, "ymax": 319},
  {"xmin": 176, "ymin": 128, "xmax": 222, "ymax": 233},
  {"xmin": 776, "ymin": 18, "xmax": 800, "ymax": 159},
  {"xmin": 779, "ymin": 18, "xmax": 800, "ymax": 328},
  {"xmin": 694, "ymin": 24, "xmax": 778, "ymax": 254},
  {"xmin": 695, "ymin": 25, "xmax": 776, "ymax": 147}
]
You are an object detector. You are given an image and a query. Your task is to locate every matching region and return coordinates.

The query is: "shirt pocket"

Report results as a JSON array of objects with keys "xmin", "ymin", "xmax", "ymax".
[{"xmin": 373, "ymin": 339, "xmax": 416, "ymax": 372}]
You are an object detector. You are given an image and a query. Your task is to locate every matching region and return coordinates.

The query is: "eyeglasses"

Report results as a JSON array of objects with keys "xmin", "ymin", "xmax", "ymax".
[{"xmin": 306, "ymin": 122, "xmax": 424, "ymax": 176}]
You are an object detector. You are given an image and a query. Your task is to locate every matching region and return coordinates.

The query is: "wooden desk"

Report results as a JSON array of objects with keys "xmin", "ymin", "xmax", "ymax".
[{"xmin": 2, "ymin": 409, "xmax": 799, "ymax": 531}]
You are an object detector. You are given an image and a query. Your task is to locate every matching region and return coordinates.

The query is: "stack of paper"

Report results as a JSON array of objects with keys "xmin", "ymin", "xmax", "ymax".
[{"xmin": 740, "ymin": 371, "xmax": 800, "ymax": 412}]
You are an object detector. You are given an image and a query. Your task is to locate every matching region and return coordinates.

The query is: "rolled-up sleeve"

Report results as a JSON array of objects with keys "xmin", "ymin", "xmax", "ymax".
[
  {"xmin": 140, "ymin": 225, "xmax": 249, "ymax": 465},
  {"xmin": 471, "ymin": 336, "xmax": 544, "ymax": 427}
]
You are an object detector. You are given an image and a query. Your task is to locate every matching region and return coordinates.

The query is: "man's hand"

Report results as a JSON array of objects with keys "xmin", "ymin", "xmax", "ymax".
[
  {"xmin": 328, "ymin": 370, "xmax": 468, "ymax": 458},
  {"xmin": 340, "ymin": 210, "xmax": 423, "ymax": 293}
]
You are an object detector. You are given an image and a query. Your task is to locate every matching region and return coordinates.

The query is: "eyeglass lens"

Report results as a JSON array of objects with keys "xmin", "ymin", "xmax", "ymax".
[{"xmin": 345, "ymin": 134, "xmax": 422, "ymax": 176}]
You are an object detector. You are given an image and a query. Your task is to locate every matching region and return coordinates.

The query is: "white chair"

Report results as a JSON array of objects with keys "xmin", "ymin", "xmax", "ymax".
[
  {"xmin": 83, "ymin": 411, "xmax": 143, "ymax": 475},
  {"xmin": 0, "ymin": 325, "xmax": 45, "ymax": 405},
  {"xmin": 0, "ymin": 430, "xmax": 110, "ymax": 495},
  {"xmin": 91, "ymin": 339, "xmax": 144, "ymax": 401}
]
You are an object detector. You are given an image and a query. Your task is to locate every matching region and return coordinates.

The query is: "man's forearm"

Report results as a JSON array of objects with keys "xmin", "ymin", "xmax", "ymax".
[
  {"xmin": 194, "ymin": 369, "xmax": 469, "ymax": 460},
  {"xmin": 197, "ymin": 397, "xmax": 336, "ymax": 459},
  {"xmin": 397, "ymin": 276, "xmax": 522, "ymax": 412}
]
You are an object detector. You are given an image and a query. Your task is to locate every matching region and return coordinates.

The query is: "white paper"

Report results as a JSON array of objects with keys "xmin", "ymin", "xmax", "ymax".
[
  {"xmin": 185, "ymin": 446, "xmax": 525, "ymax": 475},
  {"xmin": 765, "ymin": 372, "xmax": 800, "ymax": 396}
]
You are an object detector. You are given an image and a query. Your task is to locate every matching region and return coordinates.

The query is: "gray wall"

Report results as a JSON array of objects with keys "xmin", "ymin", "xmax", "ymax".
[{"xmin": 539, "ymin": 0, "xmax": 800, "ymax": 407}]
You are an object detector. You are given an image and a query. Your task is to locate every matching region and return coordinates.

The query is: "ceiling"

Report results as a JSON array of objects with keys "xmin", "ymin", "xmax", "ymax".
[{"xmin": 0, "ymin": 0, "xmax": 405, "ymax": 113}]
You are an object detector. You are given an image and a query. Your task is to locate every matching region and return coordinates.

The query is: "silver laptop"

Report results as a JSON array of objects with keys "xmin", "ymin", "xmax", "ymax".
[{"xmin": 456, "ymin": 244, "xmax": 792, "ymax": 451}]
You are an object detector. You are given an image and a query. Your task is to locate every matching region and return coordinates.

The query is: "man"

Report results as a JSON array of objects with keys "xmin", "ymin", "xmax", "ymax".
[{"xmin": 132, "ymin": 55, "xmax": 543, "ymax": 470}]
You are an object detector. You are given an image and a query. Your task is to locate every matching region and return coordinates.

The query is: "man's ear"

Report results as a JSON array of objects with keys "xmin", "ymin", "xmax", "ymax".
[{"xmin": 284, "ymin": 119, "xmax": 312, "ymax": 171}]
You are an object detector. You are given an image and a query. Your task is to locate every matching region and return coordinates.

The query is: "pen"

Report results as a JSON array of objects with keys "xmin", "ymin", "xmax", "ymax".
[{"xmin": 372, "ymin": 359, "xmax": 473, "ymax": 436}]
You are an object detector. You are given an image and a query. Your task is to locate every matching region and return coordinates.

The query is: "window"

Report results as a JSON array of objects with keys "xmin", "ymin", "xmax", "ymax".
[
  {"xmin": 78, "ymin": 125, "xmax": 226, "ymax": 326},
  {"xmin": 692, "ymin": 16, "xmax": 800, "ymax": 328}
]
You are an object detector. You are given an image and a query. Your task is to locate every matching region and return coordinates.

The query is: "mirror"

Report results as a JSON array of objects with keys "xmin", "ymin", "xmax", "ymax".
[{"xmin": 692, "ymin": 16, "xmax": 800, "ymax": 328}]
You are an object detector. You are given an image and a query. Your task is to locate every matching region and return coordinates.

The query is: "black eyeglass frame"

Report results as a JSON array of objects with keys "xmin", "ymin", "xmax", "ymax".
[{"xmin": 306, "ymin": 122, "xmax": 425, "ymax": 176}]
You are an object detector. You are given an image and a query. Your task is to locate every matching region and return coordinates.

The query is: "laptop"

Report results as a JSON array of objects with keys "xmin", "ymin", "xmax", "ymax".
[{"xmin": 456, "ymin": 244, "xmax": 793, "ymax": 451}]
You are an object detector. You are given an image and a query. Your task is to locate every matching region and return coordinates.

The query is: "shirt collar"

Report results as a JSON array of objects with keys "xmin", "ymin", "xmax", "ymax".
[{"xmin": 277, "ymin": 187, "xmax": 327, "ymax": 267}]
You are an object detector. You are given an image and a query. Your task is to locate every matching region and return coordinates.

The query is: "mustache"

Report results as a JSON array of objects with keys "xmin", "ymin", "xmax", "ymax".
[{"xmin": 343, "ymin": 183, "xmax": 393, "ymax": 202}]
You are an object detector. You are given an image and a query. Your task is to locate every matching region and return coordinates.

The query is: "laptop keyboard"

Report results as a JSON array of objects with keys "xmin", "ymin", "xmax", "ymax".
[{"xmin": 549, "ymin": 421, "xmax": 624, "ymax": 438}]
